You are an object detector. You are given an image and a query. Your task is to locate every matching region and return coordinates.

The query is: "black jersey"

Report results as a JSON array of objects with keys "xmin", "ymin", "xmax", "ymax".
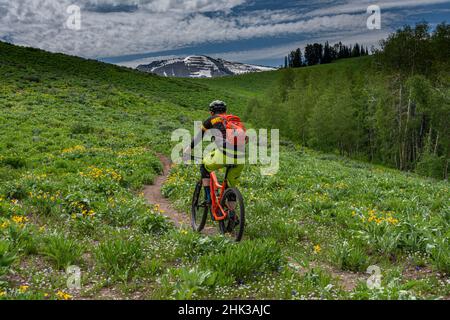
[{"xmin": 191, "ymin": 114, "xmax": 226, "ymax": 149}]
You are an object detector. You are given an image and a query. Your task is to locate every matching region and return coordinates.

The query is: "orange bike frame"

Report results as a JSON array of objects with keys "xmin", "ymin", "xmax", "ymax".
[{"xmin": 209, "ymin": 171, "xmax": 228, "ymax": 221}]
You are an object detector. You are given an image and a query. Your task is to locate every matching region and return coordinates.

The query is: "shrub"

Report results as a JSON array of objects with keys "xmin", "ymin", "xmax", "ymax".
[
  {"xmin": 429, "ymin": 238, "xmax": 450, "ymax": 274},
  {"xmin": 139, "ymin": 212, "xmax": 171, "ymax": 235},
  {"xmin": 22, "ymin": 75, "xmax": 40, "ymax": 83},
  {"xmin": 4, "ymin": 181, "xmax": 28, "ymax": 200},
  {"xmin": 331, "ymin": 241, "xmax": 370, "ymax": 272},
  {"xmin": 170, "ymin": 231, "xmax": 229, "ymax": 261},
  {"xmin": 200, "ymin": 239, "xmax": 283, "ymax": 285},
  {"xmin": 167, "ymin": 267, "xmax": 217, "ymax": 300},
  {"xmin": 1, "ymin": 156, "xmax": 27, "ymax": 169},
  {"xmin": 7, "ymin": 223, "xmax": 39, "ymax": 255},
  {"xmin": 95, "ymin": 237, "xmax": 144, "ymax": 282},
  {"xmin": 0, "ymin": 240, "xmax": 16, "ymax": 277},
  {"xmin": 70, "ymin": 123, "xmax": 95, "ymax": 135},
  {"xmin": 40, "ymin": 234, "xmax": 83, "ymax": 270},
  {"xmin": 416, "ymin": 152, "xmax": 446, "ymax": 179},
  {"xmin": 301, "ymin": 268, "xmax": 334, "ymax": 292}
]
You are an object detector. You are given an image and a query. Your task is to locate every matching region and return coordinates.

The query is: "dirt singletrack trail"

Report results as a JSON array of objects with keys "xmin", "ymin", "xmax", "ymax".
[
  {"xmin": 143, "ymin": 154, "xmax": 188, "ymax": 228},
  {"xmin": 143, "ymin": 154, "xmax": 215, "ymax": 235}
]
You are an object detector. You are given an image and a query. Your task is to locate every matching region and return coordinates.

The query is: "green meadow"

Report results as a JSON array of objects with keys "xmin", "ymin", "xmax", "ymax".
[{"xmin": 0, "ymin": 41, "xmax": 448, "ymax": 300}]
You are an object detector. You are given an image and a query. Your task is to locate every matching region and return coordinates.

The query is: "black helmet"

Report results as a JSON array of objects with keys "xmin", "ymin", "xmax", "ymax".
[{"xmin": 209, "ymin": 100, "xmax": 227, "ymax": 113}]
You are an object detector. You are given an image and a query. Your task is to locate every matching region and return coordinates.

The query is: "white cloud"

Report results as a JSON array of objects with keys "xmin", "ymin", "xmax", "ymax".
[
  {"xmin": 0, "ymin": 3, "xmax": 371, "ymax": 58},
  {"xmin": 306, "ymin": 0, "xmax": 450, "ymax": 17},
  {"xmin": 0, "ymin": 0, "xmax": 447, "ymax": 63},
  {"xmin": 139, "ymin": 0, "xmax": 246, "ymax": 13}
]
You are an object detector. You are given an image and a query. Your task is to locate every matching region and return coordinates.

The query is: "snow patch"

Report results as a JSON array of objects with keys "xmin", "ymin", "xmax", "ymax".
[{"xmin": 137, "ymin": 55, "xmax": 277, "ymax": 78}]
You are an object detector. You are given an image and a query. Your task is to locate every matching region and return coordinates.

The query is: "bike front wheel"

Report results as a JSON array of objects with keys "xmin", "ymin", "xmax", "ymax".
[
  {"xmin": 219, "ymin": 188, "xmax": 245, "ymax": 242},
  {"xmin": 191, "ymin": 181, "xmax": 208, "ymax": 232}
]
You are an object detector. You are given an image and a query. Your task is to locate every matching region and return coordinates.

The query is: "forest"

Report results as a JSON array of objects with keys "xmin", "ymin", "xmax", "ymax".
[
  {"xmin": 249, "ymin": 23, "xmax": 450, "ymax": 179},
  {"xmin": 284, "ymin": 41, "xmax": 370, "ymax": 68}
]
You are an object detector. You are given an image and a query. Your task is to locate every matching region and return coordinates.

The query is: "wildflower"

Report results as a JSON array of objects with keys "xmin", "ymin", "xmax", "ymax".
[
  {"xmin": 19, "ymin": 285, "xmax": 29, "ymax": 293},
  {"xmin": 0, "ymin": 291, "xmax": 6, "ymax": 297},
  {"xmin": 313, "ymin": 244, "xmax": 322, "ymax": 254},
  {"xmin": 180, "ymin": 229, "xmax": 188, "ymax": 235},
  {"xmin": 0, "ymin": 221, "xmax": 10, "ymax": 229},
  {"xmin": 56, "ymin": 290, "xmax": 72, "ymax": 300},
  {"xmin": 62, "ymin": 145, "xmax": 86, "ymax": 154},
  {"xmin": 386, "ymin": 217, "xmax": 399, "ymax": 225},
  {"xmin": 12, "ymin": 216, "xmax": 28, "ymax": 224}
]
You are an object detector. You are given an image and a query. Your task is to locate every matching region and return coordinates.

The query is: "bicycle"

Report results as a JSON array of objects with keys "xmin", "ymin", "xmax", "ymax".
[{"xmin": 191, "ymin": 165, "xmax": 245, "ymax": 242}]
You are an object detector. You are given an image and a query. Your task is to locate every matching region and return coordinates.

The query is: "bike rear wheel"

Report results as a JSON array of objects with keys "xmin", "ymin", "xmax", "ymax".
[
  {"xmin": 219, "ymin": 188, "xmax": 245, "ymax": 242},
  {"xmin": 191, "ymin": 181, "xmax": 208, "ymax": 232}
]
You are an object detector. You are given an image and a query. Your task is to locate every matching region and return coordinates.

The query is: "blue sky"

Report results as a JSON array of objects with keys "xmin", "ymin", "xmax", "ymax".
[{"xmin": 1, "ymin": 0, "xmax": 449, "ymax": 67}]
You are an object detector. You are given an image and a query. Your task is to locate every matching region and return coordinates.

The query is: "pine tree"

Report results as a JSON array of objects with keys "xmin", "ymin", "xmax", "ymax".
[
  {"xmin": 292, "ymin": 48, "xmax": 303, "ymax": 68},
  {"xmin": 323, "ymin": 41, "xmax": 332, "ymax": 64}
]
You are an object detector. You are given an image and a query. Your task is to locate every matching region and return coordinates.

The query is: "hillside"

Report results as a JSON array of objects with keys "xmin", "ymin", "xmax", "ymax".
[{"xmin": 0, "ymin": 42, "xmax": 448, "ymax": 300}]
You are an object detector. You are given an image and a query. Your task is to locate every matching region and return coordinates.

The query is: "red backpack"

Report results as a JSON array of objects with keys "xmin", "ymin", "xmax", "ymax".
[{"xmin": 218, "ymin": 114, "xmax": 247, "ymax": 147}]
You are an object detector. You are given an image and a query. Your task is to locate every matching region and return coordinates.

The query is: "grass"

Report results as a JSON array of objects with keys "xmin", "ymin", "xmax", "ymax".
[
  {"xmin": 40, "ymin": 233, "xmax": 83, "ymax": 270},
  {"xmin": 0, "ymin": 41, "xmax": 448, "ymax": 300},
  {"xmin": 95, "ymin": 236, "xmax": 144, "ymax": 282}
]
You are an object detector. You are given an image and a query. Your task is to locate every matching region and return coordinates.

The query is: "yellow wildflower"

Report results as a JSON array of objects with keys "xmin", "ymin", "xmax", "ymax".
[
  {"xmin": 12, "ymin": 216, "xmax": 28, "ymax": 224},
  {"xmin": 1, "ymin": 221, "xmax": 10, "ymax": 229},
  {"xmin": 313, "ymin": 244, "xmax": 322, "ymax": 254},
  {"xmin": 19, "ymin": 285, "xmax": 29, "ymax": 293},
  {"xmin": 386, "ymin": 217, "xmax": 399, "ymax": 225},
  {"xmin": 62, "ymin": 145, "xmax": 86, "ymax": 154},
  {"xmin": 56, "ymin": 290, "xmax": 72, "ymax": 300}
]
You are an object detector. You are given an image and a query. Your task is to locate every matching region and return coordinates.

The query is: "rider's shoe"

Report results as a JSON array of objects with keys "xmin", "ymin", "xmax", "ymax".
[{"xmin": 226, "ymin": 211, "xmax": 239, "ymax": 232}]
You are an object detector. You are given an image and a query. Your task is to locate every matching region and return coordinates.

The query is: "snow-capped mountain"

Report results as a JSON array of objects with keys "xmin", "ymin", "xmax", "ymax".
[{"xmin": 136, "ymin": 56, "xmax": 276, "ymax": 78}]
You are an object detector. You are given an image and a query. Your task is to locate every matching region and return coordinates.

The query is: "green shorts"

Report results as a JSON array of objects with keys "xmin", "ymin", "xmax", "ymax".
[{"xmin": 203, "ymin": 150, "xmax": 245, "ymax": 188}]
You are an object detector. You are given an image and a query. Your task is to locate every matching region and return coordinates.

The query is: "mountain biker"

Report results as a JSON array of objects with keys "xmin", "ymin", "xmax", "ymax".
[{"xmin": 184, "ymin": 100, "xmax": 245, "ymax": 220}]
